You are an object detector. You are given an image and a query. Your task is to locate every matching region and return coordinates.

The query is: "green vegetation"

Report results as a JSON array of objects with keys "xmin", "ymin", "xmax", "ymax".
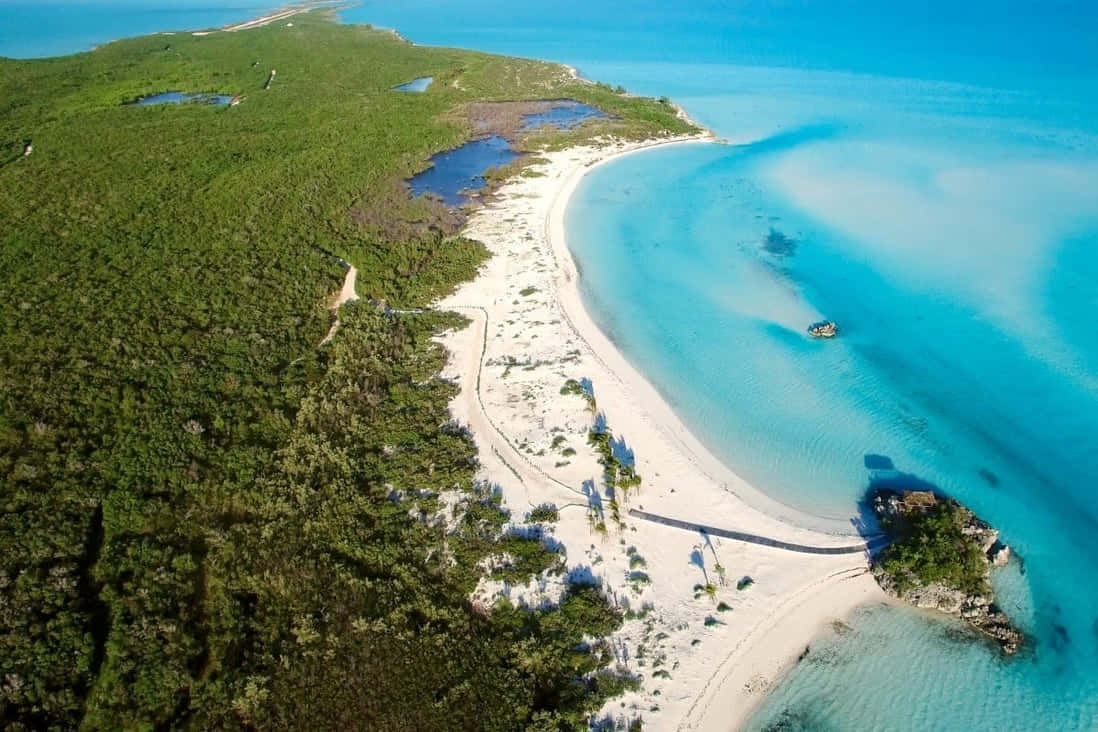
[
  {"xmin": 560, "ymin": 377, "xmax": 597, "ymax": 412},
  {"xmin": 693, "ymin": 582, "xmax": 718, "ymax": 600},
  {"xmin": 528, "ymin": 503, "xmax": 561, "ymax": 524},
  {"xmin": 0, "ymin": 13, "xmax": 687, "ymax": 729},
  {"xmin": 627, "ymin": 572, "xmax": 652, "ymax": 595},
  {"xmin": 588, "ymin": 427, "xmax": 642, "ymax": 495},
  {"xmin": 875, "ymin": 498, "xmax": 990, "ymax": 596}
]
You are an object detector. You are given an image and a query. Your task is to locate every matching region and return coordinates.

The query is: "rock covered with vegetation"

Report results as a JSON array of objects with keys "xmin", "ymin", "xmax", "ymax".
[{"xmin": 870, "ymin": 489, "xmax": 1023, "ymax": 654}]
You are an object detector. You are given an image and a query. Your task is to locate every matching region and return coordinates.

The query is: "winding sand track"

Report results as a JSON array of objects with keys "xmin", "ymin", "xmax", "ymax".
[
  {"xmin": 319, "ymin": 261, "xmax": 358, "ymax": 346},
  {"xmin": 446, "ymin": 305, "xmax": 590, "ymax": 509}
]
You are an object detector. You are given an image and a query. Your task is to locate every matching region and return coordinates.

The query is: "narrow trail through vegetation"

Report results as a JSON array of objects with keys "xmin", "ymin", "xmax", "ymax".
[{"xmin": 319, "ymin": 261, "xmax": 358, "ymax": 346}]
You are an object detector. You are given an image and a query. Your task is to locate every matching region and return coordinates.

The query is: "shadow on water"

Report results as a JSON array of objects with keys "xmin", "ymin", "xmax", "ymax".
[
  {"xmin": 863, "ymin": 452, "xmax": 940, "ymax": 494},
  {"xmin": 692, "ymin": 121, "xmax": 844, "ymax": 181},
  {"xmin": 852, "ymin": 453, "xmax": 945, "ymax": 548},
  {"xmin": 732, "ymin": 122, "xmax": 843, "ymax": 157}
]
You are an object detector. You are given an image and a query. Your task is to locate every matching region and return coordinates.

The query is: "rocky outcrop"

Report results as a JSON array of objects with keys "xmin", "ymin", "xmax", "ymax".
[{"xmin": 870, "ymin": 488, "xmax": 1024, "ymax": 654}]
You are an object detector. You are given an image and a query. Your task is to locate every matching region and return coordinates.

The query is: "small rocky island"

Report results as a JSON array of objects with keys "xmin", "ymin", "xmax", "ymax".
[
  {"xmin": 808, "ymin": 320, "xmax": 837, "ymax": 338},
  {"xmin": 869, "ymin": 488, "xmax": 1024, "ymax": 654}
]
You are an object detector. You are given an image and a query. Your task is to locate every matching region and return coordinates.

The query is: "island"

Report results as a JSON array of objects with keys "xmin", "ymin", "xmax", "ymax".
[
  {"xmin": 1, "ymin": 6, "xmax": 955, "ymax": 731},
  {"xmin": 808, "ymin": 320, "xmax": 838, "ymax": 338},
  {"xmin": 869, "ymin": 489, "xmax": 1024, "ymax": 654},
  {"xmin": 0, "ymin": 11, "xmax": 695, "ymax": 729}
]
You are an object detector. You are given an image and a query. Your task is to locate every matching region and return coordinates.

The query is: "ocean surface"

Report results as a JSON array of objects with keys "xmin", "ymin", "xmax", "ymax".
[{"xmin": 4, "ymin": 1, "xmax": 1098, "ymax": 729}]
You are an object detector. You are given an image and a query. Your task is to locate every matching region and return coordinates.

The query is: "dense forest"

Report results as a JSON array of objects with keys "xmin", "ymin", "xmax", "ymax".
[{"xmin": 0, "ymin": 13, "xmax": 690, "ymax": 729}]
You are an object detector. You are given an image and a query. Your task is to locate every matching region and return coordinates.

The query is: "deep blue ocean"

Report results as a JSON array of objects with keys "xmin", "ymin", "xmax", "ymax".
[{"xmin": 4, "ymin": 1, "xmax": 1097, "ymax": 729}]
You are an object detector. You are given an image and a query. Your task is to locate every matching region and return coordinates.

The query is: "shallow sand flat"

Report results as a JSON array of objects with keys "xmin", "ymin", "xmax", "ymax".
[{"xmin": 434, "ymin": 137, "xmax": 887, "ymax": 730}]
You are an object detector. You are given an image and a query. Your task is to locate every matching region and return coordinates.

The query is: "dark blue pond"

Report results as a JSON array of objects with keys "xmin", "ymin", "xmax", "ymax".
[
  {"xmin": 409, "ymin": 135, "xmax": 518, "ymax": 206},
  {"xmin": 522, "ymin": 100, "xmax": 605, "ymax": 130},
  {"xmin": 132, "ymin": 91, "xmax": 234, "ymax": 106},
  {"xmin": 393, "ymin": 76, "xmax": 433, "ymax": 92}
]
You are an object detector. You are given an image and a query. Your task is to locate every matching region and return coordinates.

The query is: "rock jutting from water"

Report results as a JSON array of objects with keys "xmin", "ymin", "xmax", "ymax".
[
  {"xmin": 869, "ymin": 488, "xmax": 1024, "ymax": 654},
  {"xmin": 807, "ymin": 320, "xmax": 837, "ymax": 338}
]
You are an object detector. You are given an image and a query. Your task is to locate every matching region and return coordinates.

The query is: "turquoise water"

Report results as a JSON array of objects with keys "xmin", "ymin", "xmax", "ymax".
[
  {"xmin": 4, "ymin": 1, "xmax": 1098, "ymax": 729},
  {"xmin": 0, "ymin": 1, "xmax": 279, "ymax": 58},
  {"xmin": 344, "ymin": 3, "xmax": 1098, "ymax": 729}
]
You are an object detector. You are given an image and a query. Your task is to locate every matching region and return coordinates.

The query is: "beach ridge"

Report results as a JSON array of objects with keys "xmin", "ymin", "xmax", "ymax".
[{"xmin": 436, "ymin": 134, "xmax": 887, "ymax": 729}]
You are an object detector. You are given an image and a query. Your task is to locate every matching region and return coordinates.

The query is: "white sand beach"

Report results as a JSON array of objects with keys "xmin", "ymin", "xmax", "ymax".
[{"xmin": 434, "ymin": 134, "xmax": 889, "ymax": 730}]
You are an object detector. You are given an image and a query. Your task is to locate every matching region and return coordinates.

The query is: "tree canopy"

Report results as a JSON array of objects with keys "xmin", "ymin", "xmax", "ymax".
[{"xmin": 0, "ymin": 14, "xmax": 687, "ymax": 729}]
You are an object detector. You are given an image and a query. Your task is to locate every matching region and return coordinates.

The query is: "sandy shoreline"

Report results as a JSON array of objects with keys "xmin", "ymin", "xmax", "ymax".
[
  {"xmin": 545, "ymin": 138, "xmax": 857, "ymax": 536},
  {"xmin": 189, "ymin": 4, "xmax": 314, "ymax": 37},
  {"xmin": 434, "ymin": 133, "xmax": 888, "ymax": 730}
]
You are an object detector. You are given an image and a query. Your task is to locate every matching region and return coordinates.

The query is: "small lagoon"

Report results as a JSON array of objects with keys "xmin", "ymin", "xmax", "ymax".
[
  {"xmin": 522, "ymin": 100, "xmax": 605, "ymax": 130},
  {"xmin": 409, "ymin": 135, "xmax": 517, "ymax": 206},
  {"xmin": 132, "ymin": 91, "xmax": 234, "ymax": 106},
  {"xmin": 410, "ymin": 101, "xmax": 605, "ymax": 205},
  {"xmin": 393, "ymin": 76, "xmax": 433, "ymax": 92}
]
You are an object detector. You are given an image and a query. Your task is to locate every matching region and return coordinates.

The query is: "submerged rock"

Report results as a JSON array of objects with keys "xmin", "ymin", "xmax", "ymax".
[{"xmin": 869, "ymin": 488, "xmax": 1024, "ymax": 654}]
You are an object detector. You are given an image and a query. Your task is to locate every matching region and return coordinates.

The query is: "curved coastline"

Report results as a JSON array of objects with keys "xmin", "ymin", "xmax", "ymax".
[
  {"xmin": 437, "ymin": 134, "xmax": 888, "ymax": 729},
  {"xmin": 546, "ymin": 135, "xmax": 858, "ymax": 536}
]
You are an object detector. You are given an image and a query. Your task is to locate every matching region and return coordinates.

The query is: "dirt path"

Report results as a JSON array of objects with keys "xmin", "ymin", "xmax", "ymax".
[
  {"xmin": 447, "ymin": 305, "xmax": 589, "ymax": 509},
  {"xmin": 319, "ymin": 261, "xmax": 357, "ymax": 346}
]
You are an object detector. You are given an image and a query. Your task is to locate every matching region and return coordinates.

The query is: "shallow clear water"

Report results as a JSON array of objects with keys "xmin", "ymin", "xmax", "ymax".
[
  {"xmin": 393, "ymin": 76, "xmax": 433, "ymax": 92},
  {"xmin": 747, "ymin": 597, "xmax": 1097, "ymax": 732},
  {"xmin": 5, "ymin": 2, "xmax": 1098, "ymax": 729},
  {"xmin": 132, "ymin": 91, "xmax": 233, "ymax": 106},
  {"xmin": 563, "ymin": 71, "xmax": 1098, "ymax": 731},
  {"xmin": 409, "ymin": 134, "xmax": 517, "ymax": 206}
]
